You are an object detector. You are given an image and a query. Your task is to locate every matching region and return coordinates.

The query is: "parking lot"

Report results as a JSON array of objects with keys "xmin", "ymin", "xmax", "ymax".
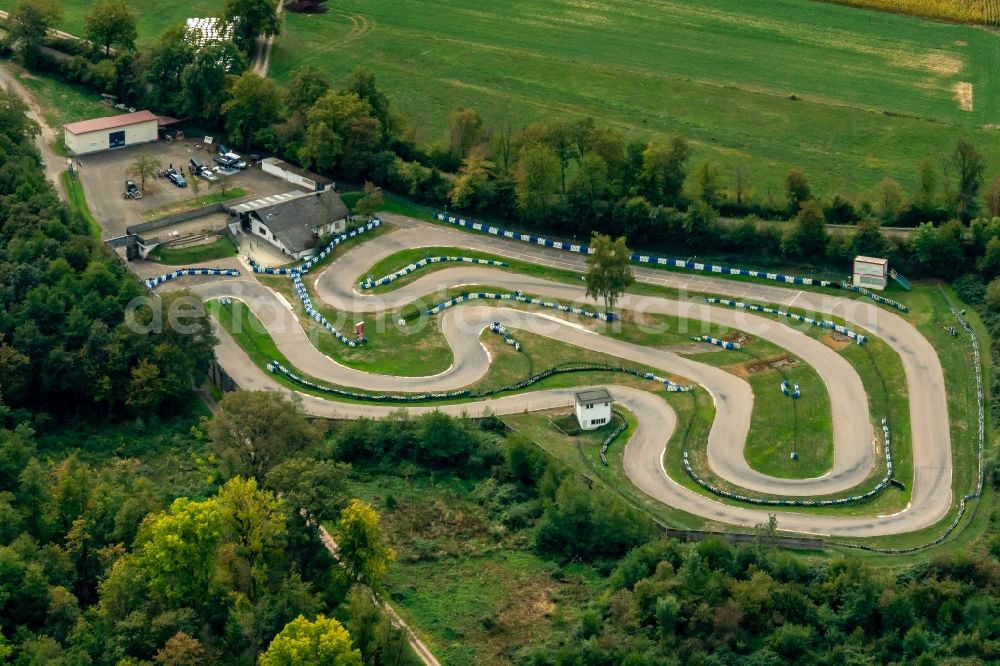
[{"xmin": 78, "ymin": 142, "xmax": 297, "ymax": 239}]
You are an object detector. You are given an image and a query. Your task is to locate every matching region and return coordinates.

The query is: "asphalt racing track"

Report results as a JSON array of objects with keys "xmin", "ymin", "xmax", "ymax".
[{"xmin": 172, "ymin": 214, "xmax": 953, "ymax": 538}]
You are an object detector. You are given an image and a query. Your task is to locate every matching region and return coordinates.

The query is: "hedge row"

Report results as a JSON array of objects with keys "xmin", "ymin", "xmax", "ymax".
[
  {"xmin": 705, "ymin": 297, "xmax": 868, "ymax": 345},
  {"xmin": 433, "ymin": 212, "xmax": 837, "ymax": 288}
]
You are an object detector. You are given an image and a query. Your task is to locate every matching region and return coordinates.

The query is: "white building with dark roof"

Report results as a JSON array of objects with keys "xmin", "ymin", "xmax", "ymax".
[
  {"xmin": 230, "ymin": 190, "xmax": 350, "ymax": 260},
  {"xmin": 575, "ymin": 388, "xmax": 612, "ymax": 430}
]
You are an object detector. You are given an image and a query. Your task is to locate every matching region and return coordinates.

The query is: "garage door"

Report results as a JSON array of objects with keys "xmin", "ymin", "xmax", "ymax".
[{"xmin": 109, "ymin": 130, "xmax": 125, "ymax": 148}]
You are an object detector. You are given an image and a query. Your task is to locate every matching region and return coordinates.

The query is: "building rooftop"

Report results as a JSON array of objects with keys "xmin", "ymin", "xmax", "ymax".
[
  {"xmin": 64, "ymin": 110, "xmax": 159, "ymax": 135},
  {"xmin": 854, "ymin": 256, "xmax": 888, "ymax": 265},
  {"xmin": 232, "ymin": 190, "xmax": 349, "ymax": 254},
  {"xmin": 575, "ymin": 388, "xmax": 612, "ymax": 405},
  {"xmin": 261, "ymin": 157, "xmax": 334, "ymax": 186}
]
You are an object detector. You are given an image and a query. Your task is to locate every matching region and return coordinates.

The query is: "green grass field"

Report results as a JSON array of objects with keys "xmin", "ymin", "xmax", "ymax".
[
  {"xmin": 149, "ymin": 237, "xmax": 237, "ymax": 265},
  {"xmin": 271, "ymin": 0, "xmax": 1000, "ymax": 198},
  {"xmin": 0, "ymin": 0, "xmax": 222, "ymax": 47}
]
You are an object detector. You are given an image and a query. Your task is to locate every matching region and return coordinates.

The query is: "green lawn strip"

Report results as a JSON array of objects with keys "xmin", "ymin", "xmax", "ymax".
[
  {"xmin": 142, "ymin": 188, "xmax": 249, "ymax": 220},
  {"xmin": 150, "ymin": 237, "xmax": 237, "ymax": 265},
  {"xmin": 270, "ymin": 1, "xmax": 1000, "ymax": 198},
  {"xmin": 333, "ymin": 471, "xmax": 604, "ymax": 664},
  {"xmin": 61, "ymin": 170, "xmax": 101, "ymax": 239},
  {"xmin": 15, "ymin": 67, "xmax": 115, "ymax": 128},
  {"xmin": 0, "ymin": 0, "xmax": 221, "ymax": 47}
]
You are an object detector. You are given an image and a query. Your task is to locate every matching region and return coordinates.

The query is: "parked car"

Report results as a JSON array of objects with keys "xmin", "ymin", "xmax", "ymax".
[
  {"xmin": 190, "ymin": 157, "xmax": 217, "ymax": 181},
  {"xmin": 165, "ymin": 168, "xmax": 187, "ymax": 188},
  {"xmin": 222, "ymin": 152, "xmax": 247, "ymax": 170},
  {"xmin": 122, "ymin": 179, "xmax": 142, "ymax": 200},
  {"xmin": 213, "ymin": 155, "xmax": 241, "ymax": 170}
]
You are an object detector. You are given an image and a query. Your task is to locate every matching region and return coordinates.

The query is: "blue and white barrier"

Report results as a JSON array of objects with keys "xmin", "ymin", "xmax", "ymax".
[
  {"xmin": 600, "ymin": 409, "xmax": 628, "ymax": 466},
  {"xmin": 841, "ymin": 282, "xmax": 908, "ymax": 313},
  {"xmin": 642, "ymin": 371, "xmax": 693, "ymax": 393},
  {"xmin": 291, "ymin": 271, "xmax": 366, "ymax": 347},
  {"xmin": 706, "ymin": 298, "xmax": 868, "ymax": 345},
  {"xmin": 426, "ymin": 290, "xmax": 616, "ymax": 322},
  {"xmin": 144, "ymin": 267, "xmax": 240, "ymax": 290},
  {"xmin": 251, "ymin": 218, "xmax": 382, "ymax": 276},
  {"xmin": 433, "ymin": 212, "xmax": 837, "ymax": 289},
  {"xmin": 780, "ymin": 380, "xmax": 800, "ymax": 399},
  {"xmin": 489, "ymin": 320, "xmax": 521, "ymax": 352},
  {"xmin": 360, "ymin": 256, "xmax": 508, "ymax": 289},
  {"xmin": 694, "ymin": 335, "xmax": 740, "ymax": 350},
  {"xmin": 682, "ymin": 415, "xmax": 894, "ymax": 507}
]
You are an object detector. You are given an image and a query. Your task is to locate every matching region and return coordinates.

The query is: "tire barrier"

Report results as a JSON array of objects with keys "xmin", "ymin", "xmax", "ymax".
[
  {"xmin": 292, "ymin": 271, "xmax": 366, "ymax": 346},
  {"xmin": 694, "ymin": 335, "xmax": 741, "ymax": 350},
  {"xmin": 489, "ymin": 320, "xmax": 521, "ymax": 352},
  {"xmin": 642, "ymin": 371, "xmax": 693, "ymax": 393},
  {"xmin": 681, "ymin": 416, "xmax": 894, "ymax": 507},
  {"xmin": 705, "ymin": 298, "xmax": 868, "ymax": 345},
  {"xmin": 433, "ymin": 212, "xmax": 838, "ymax": 288},
  {"xmin": 266, "ymin": 360, "xmax": 680, "ymax": 403},
  {"xmin": 359, "ymin": 256, "xmax": 508, "ymax": 289},
  {"xmin": 426, "ymin": 290, "xmax": 616, "ymax": 322},
  {"xmin": 780, "ymin": 380, "xmax": 800, "ymax": 399},
  {"xmin": 144, "ymin": 267, "xmax": 240, "ymax": 290},
  {"xmin": 600, "ymin": 409, "xmax": 628, "ymax": 466},
  {"xmin": 840, "ymin": 282, "xmax": 909, "ymax": 313},
  {"xmin": 835, "ymin": 308, "xmax": 985, "ymax": 554},
  {"xmin": 251, "ymin": 219, "xmax": 382, "ymax": 276}
]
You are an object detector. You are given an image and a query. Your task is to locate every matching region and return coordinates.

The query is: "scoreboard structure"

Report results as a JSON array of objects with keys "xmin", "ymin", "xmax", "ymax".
[{"xmin": 852, "ymin": 256, "xmax": 888, "ymax": 291}]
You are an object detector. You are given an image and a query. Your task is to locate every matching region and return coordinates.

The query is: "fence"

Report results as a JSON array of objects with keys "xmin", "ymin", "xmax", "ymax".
[
  {"xmin": 433, "ymin": 212, "xmax": 838, "ymax": 288},
  {"xmin": 360, "ymin": 256, "xmax": 508, "ymax": 289},
  {"xmin": 706, "ymin": 298, "xmax": 868, "ymax": 345},
  {"xmin": 426, "ymin": 290, "xmax": 616, "ymax": 322}
]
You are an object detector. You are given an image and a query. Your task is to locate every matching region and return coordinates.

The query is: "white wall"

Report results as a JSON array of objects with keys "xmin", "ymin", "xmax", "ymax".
[
  {"xmin": 575, "ymin": 400, "xmax": 611, "ymax": 431},
  {"xmin": 64, "ymin": 120, "xmax": 158, "ymax": 155}
]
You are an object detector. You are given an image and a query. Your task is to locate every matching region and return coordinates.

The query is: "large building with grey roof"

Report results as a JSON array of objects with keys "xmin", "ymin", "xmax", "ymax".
[{"xmin": 229, "ymin": 190, "xmax": 350, "ymax": 260}]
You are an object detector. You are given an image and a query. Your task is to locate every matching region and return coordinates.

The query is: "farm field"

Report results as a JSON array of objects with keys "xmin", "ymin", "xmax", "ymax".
[
  {"xmin": 0, "ymin": 0, "xmax": 220, "ymax": 47},
  {"xmin": 270, "ymin": 0, "xmax": 1000, "ymax": 198},
  {"xmin": 817, "ymin": 0, "xmax": 1000, "ymax": 25}
]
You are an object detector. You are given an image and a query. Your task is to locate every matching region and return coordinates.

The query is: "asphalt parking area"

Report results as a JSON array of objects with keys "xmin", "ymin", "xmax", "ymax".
[{"xmin": 77, "ymin": 142, "xmax": 297, "ymax": 239}]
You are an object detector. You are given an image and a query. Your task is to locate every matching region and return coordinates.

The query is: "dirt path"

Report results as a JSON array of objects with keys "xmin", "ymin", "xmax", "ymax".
[
  {"xmin": 0, "ymin": 61, "xmax": 67, "ymax": 198},
  {"xmin": 251, "ymin": 0, "xmax": 285, "ymax": 77},
  {"xmin": 318, "ymin": 526, "xmax": 442, "ymax": 666}
]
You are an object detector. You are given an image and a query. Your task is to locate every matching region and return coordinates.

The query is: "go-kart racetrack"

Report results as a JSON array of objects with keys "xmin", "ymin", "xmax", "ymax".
[{"xmin": 171, "ymin": 213, "xmax": 954, "ymax": 538}]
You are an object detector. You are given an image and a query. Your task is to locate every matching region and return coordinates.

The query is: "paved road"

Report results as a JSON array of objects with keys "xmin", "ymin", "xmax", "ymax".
[{"xmin": 160, "ymin": 214, "xmax": 955, "ymax": 537}]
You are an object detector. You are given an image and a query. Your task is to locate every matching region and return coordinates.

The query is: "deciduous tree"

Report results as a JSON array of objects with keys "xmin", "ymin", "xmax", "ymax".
[
  {"xmin": 224, "ymin": 0, "xmax": 281, "ymax": 53},
  {"xmin": 299, "ymin": 92, "xmax": 380, "ymax": 176},
  {"xmin": 514, "ymin": 143, "xmax": 559, "ymax": 222},
  {"xmin": 129, "ymin": 153, "xmax": 161, "ymax": 192},
  {"xmin": 9, "ymin": 0, "xmax": 62, "ymax": 64},
  {"xmin": 783, "ymin": 200, "xmax": 827, "ymax": 258},
  {"xmin": 449, "ymin": 107, "xmax": 483, "ymax": 158},
  {"xmin": 356, "ymin": 181, "xmax": 384, "ymax": 220},
  {"xmin": 948, "ymin": 138, "xmax": 986, "ymax": 219},
  {"xmin": 585, "ymin": 233, "xmax": 635, "ymax": 313},
  {"xmin": 207, "ymin": 391, "xmax": 323, "ymax": 480},
  {"xmin": 640, "ymin": 135, "xmax": 690, "ymax": 206},
  {"xmin": 182, "ymin": 42, "xmax": 247, "ymax": 126},
  {"xmin": 449, "ymin": 146, "xmax": 495, "ymax": 209},
  {"xmin": 260, "ymin": 614, "xmax": 361, "ymax": 666},
  {"xmin": 84, "ymin": 0, "xmax": 137, "ymax": 57},
  {"xmin": 334, "ymin": 500, "xmax": 394, "ymax": 591},
  {"xmin": 222, "ymin": 72, "xmax": 281, "ymax": 150},
  {"xmin": 785, "ymin": 169, "xmax": 811, "ymax": 216}
]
